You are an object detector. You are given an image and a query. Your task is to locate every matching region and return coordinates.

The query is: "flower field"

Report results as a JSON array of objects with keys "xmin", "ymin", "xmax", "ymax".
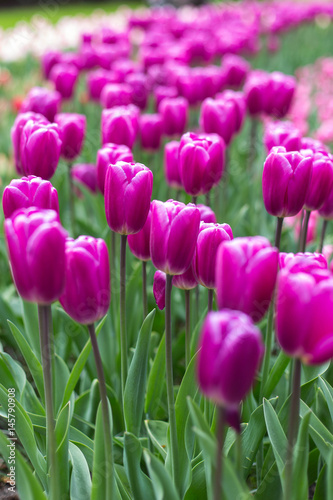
[{"xmin": 1, "ymin": 2, "xmax": 333, "ymax": 500}]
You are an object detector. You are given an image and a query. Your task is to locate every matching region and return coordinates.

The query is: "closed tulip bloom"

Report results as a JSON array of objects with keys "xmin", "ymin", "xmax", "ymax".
[
  {"xmin": 244, "ymin": 70, "xmax": 270, "ymax": 116},
  {"xmin": 126, "ymin": 73, "xmax": 149, "ymax": 110},
  {"xmin": 20, "ymin": 87, "xmax": 61, "ymax": 122},
  {"xmin": 197, "ymin": 310, "xmax": 264, "ymax": 407},
  {"xmin": 101, "ymin": 105, "xmax": 139, "ymax": 148},
  {"xmin": 319, "ymin": 184, "xmax": 333, "ymax": 219},
  {"xmin": 55, "ymin": 113, "xmax": 86, "ymax": 161},
  {"xmin": 20, "ymin": 121, "xmax": 62, "ymax": 180},
  {"xmin": 197, "ymin": 204, "xmax": 217, "ymax": 224},
  {"xmin": 279, "ymin": 252, "xmax": 327, "ymax": 271},
  {"xmin": 150, "ymin": 199, "xmax": 200, "ymax": 275},
  {"xmin": 86, "ymin": 69, "xmax": 119, "ymax": 101},
  {"xmin": 4, "ymin": 208, "xmax": 67, "ymax": 304},
  {"xmin": 140, "ymin": 114, "xmax": 164, "ymax": 151},
  {"xmin": 265, "ymin": 72, "xmax": 296, "ymax": 119},
  {"xmin": 179, "ymin": 132, "xmax": 225, "ymax": 196},
  {"xmin": 50, "ymin": 63, "xmax": 79, "ymax": 100},
  {"xmin": 172, "ymin": 264, "xmax": 197, "ymax": 290},
  {"xmin": 154, "ymin": 85, "xmax": 178, "ymax": 110},
  {"xmin": 264, "ymin": 121, "xmax": 302, "ymax": 153},
  {"xmin": 71, "ymin": 164, "xmax": 98, "ymax": 194},
  {"xmin": 41, "ymin": 50, "xmax": 61, "ymax": 79},
  {"xmin": 105, "ymin": 162, "xmax": 153, "ymax": 235},
  {"xmin": 216, "ymin": 236, "xmax": 279, "ymax": 322},
  {"xmin": 164, "ymin": 141, "xmax": 182, "ymax": 190},
  {"xmin": 304, "ymin": 152, "xmax": 333, "ymax": 211},
  {"xmin": 216, "ymin": 90, "xmax": 246, "ymax": 134},
  {"xmin": 153, "ymin": 270, "xmax": 166, "ymax": 310},
  {"xmin": 59, "ymin": 236, "xmax": 110, "ymax": 324},
  {"xmin": 96, "ymin": 143, "xmax": 133, "ymax": 194},
  {"xmin": 3, "ymin": 176, "xmax": 59, "ymax": 219},
  {"xmin": 128, "ymin": 205, "xmax": 152, "ymax": 261},
  {"xmin": 200, "ymin": 98, "xmax": 237, "ymax": 146},
  {"xmin": 159, "ymin": 97, "xmax": 188, "ymax": 136},
  {"xmin": 193, "ymin": 222, "xmax": 233, "ymax": 289},
  {"xmin": 276, "ymin": 261, "xmax": 333, "ymax": 364},
  {"xmin": 11, "ymin": 112, "xmax": 49, "ymax": 175},
  {"xmin": 262, "ymin": 147, "xmax": 313, "ymax": 217},
  {"xmin": 221, "ymin": 54, "xmax": 250, "ymax": 88},
  {"xmin": 100, "ymin": 83, "xmax": 133, "ymax": 109}
]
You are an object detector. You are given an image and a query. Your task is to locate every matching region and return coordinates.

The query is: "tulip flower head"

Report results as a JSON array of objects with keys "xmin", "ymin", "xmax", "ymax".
[
  {"xmin": 20, "ymin": 86, "xmax": 61, "ymax": 122},
  {"xmin": 55, "ymin": 113, "xmax": 86, "ymax": 162},
  {"xmin": 128, "ymin": 204, "xmax": 152, "ymax": 261},
  {"xmin": 50, "ymin": 63, "xmax": 79, "ymax": 100},
  {"xmin": 101, "ymin": 105, "xmax": 139, "ymax": 148},
  {"xmin": 164, "ymin": 141, "xmax": 182, "ymax": 190},
  {"xmin": 96, "ymin": 143, "xmax": 133, "ymax": 194}
]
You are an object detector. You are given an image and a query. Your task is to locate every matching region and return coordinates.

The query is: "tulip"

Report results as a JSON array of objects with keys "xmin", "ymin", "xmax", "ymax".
[
  {"xmin": 128, "ymin": 205, "xmax": 152, "ymax": 261},
  {"xmin": 265, "ymin": 72, "xmax": 296, "ymax": 119},
  {"xmin": 140, "ymin": 114, "xmax": 164, "ymax": 151},
  {"xmin": 172, "ymin": 265, "xmax": 197, "ymax": 291},
  {"xmin": 318, "ymin": 181, "xmax": 333, "ymax": 252},
  {"xmin": 221, "ymin": 54, "xmax": 250, "ymax": 88},
  {"xmin": 244, "ymin": 70, "xmax": 270, "ymax": 116},
  {"xmin": 304, "ymin": 152, "xmax": 333, "ymax": 211},
  {"xmin": 179, "ymin": 132, "xmax": 225, "ymax": 197},
  {"xmin": 55, "ymin": 113, "xmax": 86, "ymax": 162},
  {"xmin": 199, "ymin": 98, "xmax": 237, "ymax": 146},
  {"xmin": 11, "ymin": 112, "xmax": 49, "ymax": 175},
  {"xmin": 100, "ymin": 83, "xmax": 133, "ymax": 109},
  {"xmin": 50, "ymin": 63, "xmax": 79, "ymax": 100},
  {"xmin": 279, "ymin": 252, "xmax": 327, "ymax": 272},
  {"xmin": 159, "ymin": 97, "xmax": 188, "ymax": 136},
  {"xmin": 41, "ymin": 50, "xmax": 61, "ymax": 79},
  {"xmin": 101, "ymin": 105, "xmax": 139, "ymax": 148},
  {"xmin": 71, "ymin": 164, "xmax": 97, "ymax": 194},
  {"xmin": 96, "ymin": 143, "xmax": 133, "ymax": 194},
  {"xmin": 153, "ymin": 270, "xmax": 166, "ymax": 310},
  {"xmin": 126, "ymin": 73, "xmax": 150, "ymax": 110},
  {"xmin": 262, "ymin": 147, "xmax": 313, "ymax": 218},
  {"xmin": 164, "ymin": 141, "xmax": 182, "ymax": 190},
  {"xmin": 216, "ymin": 90, "xmax": 246, "ymax": 133},
  {"xmin": 264, "ymin": 121, "xmax": 302, "ymax": 153},
  {"xmin": 197, "ymin": 204, "xmax": 217, "ymax": 223},
  {"xmin": 20, "ymin": 120, "xmax": 62, "ymax": 180},
  {"xmin": 216, "ymin": 236, "xmax": 279, "ymax": 323},
  {"xmin": 2, "ymin": 176, "xmax": 59, "ymax": 219},
  {"xmin": 154, "ymin": 85, "xmax": 178, "ymax": 110},
  {"xmin": 20, "ymin": 86, "xmax": 61, "ymax": 122},
  {"xmin": 86, "ymin": 69, "xmax": 119, "ymax": 101}
]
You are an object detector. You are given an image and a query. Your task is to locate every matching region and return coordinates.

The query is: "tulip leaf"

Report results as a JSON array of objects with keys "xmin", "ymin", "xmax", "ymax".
[
  {"xmin": 184, "ymin": 461, "xmax": 207, "ymax": 500},
  {"xmin": 114, "ymin": 464, "xmax": 132, "ymax": 500},
  {"xmin": 0, "ymin": 351, "xmax": 26, "ymax": 397},
  {"xmin": 300, "ymin": 400, "xmax": 333, "ymax": 463},
  {"xmin": 54, "ymin": 353, "xmax": 70, "ymax": 415},
  {"xmin": 290, "ymin": 411, "xmax": 311, "ymax": 500},
  {"xmin": 318, "ymin": 377, "xmax": 333, "ymax": 422},
  {"xmin": 255, "ymin": 463, "xmax": 281, "ymax": 500},
  {"xmin": 145, "ymin": 333, "xmax": 166, "ymax": 419},
  {"xmin": 302, "ymin": 362, "xmax": 330, "ymax": 383},
  {"xmin": 143, "ymin": 449, "xmax": 181, "ymax": 500},
  {"xmin": 7, "ymin": 320, "xmax": 44, "ymax": 401},
  {"xmin": 313, "ymin": 465, "xmax": 326, "ymax": 500},
  {"xmin": 123, "ymin": 432, "xmax": 154, "ymax": 500},
  {"xmin": 262, "ymin": 351, "xmax": 290, "ymax": 398},
  {"xmin": 124, "ymin": 309, "xmax": 155, "ymax": 436},
  {"xmin": 145, "ymin": 419, "xmax": 168, "ymax": 459},
  {"xmin": 263, "ymin": 398, "xmax": 287, "ymax": 480},
  {"xmin": 69, "ymin": 442, "xmax": 92, "ymax": 500},
  {"xmin": 327, "ymin": 449, "xmax": 333, "ymax": 500},
  {"xmin": 0, "ymin": 429, "xmax": 47, "ymax": 500},
  {"xmin": 55, "ymin": 401, "xmax": 71, "ymax": 499}
]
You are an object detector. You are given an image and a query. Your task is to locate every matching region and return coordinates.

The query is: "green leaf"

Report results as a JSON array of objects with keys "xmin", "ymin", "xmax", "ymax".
[
  {"xmin": 263, "ymin": 398, "xmax": 287, "ymax": 479},
  {"xmin": 300, "ymin": 400, "xmax": 333, "ymax": 463},
  {"xmin": 318, "ymin": 377, "xmax": 333, "ymax": 422},
  {"xmin": 0, "ymin": 430, "xmax": 47, "ymax": 500},
  {"xmin": 145, "ymin": 419, "xmax": 168, "ymax": 459},
  {"xmin": 143, "ymin": 449, "xmax": 181, "ymax": 500},
  {"xmin": 123, "ymin": 432, "xmax": 154, "ymax": 500},
  {"xmin": 262, "ymin": 352, "xmax": 290, "ymax": 398},
  {"xmin": 55, "ymin": 401, "xmax": 71, "ymax": 499},
  {"xmin": 327, "ymin": 449, "xmax": 333, "ymax": 500},
  {"xmin": 124, "ymin": 309, "xmax": 155, "ymax": 436},
  {"xmin": 255, "ymin": 463, "xmax": 281, "ymax": 500},
  {"xmin": 313, "ymin": 465, "xmax": 326, "ymax": 500},
  {"xmin": 145, "ymin": 333, "xmax": 166, "ymax": 419},
  {"xmin": 54, "ymin": 354, "xmax": 70, "ymax": 415},
  {"xmin": 69, "ymin": 442, "xmax": 92, "ymax": 500},
  {"xmin": 184, "ymin": 461, "xmax": 207, "ymax": 500},
  {"xmin": 0, "ymin": 352, "xmax": 26, "ymax": 396},
  {"xmin": 290, "ymin": 411, "xmax": 311, "ymax": 500},
  {"xmin": 302, "ymin": 362, "xmax": 330, "ymax": 383}
]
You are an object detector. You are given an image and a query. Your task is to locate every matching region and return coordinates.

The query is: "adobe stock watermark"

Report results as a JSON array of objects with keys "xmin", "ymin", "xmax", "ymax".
[{"xmin": 7, "ymin": 387, "xmax": 16, "ymax": 493}]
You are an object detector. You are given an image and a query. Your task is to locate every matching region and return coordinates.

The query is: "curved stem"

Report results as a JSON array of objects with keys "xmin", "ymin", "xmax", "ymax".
[
  {"xmin": 214, "ymin": 406, "xmax": 226, "ymax": 500},
  {"xmin": 142, "ymin": 261, "xmax": 148, "ymax": 319},
  {"xmin": 88, "ymin": 323, "xmax": 115, "ymax": 499},
  {"xmin": 68, "ymin": 162, "xmax": 75, "ymax": 237},
  {"xmin": 208, "ymin": 289, "xmax": 214, "ymax": 312},
  {"xmin": 185, "ymin": 290, "xmax": 191, "ymax": 368},
  {"xmin": 120, "ymin": 234, "xmax": 128, "ymax": 399},
  {"xmin": 300, "ymin": 210, "xmax": 311, "ymax": 253},
  {"xmin": 165, "ymin": 274, "xmax": 179, "ymax": 490},
  {"xmin": 319, "ymin": 219, "xmax": 328, "ymax": 253},
  {"xmin": 38, "ymin": 305, "xmax": 59, "ymax": 500}
]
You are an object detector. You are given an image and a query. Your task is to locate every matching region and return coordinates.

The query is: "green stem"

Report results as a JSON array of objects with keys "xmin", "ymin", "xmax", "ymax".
[
  {"xmin": 300, "ymin": 210, "xmax": 311, "ymax": 253},
  {"xmin": 284, "ymin": 358, "xmax": 301, "ymax": 500},
  {"xmin": 38, "ymin": 305, "xmax": 59, "ymax": 500},
  {"xmin": 191, "ymin": 195, "xmax": 197, "ymax": 205},
  {"xmin": 275, "ymin": 217, "xmax": 284, "ymax": 250},
  {"xmin": 208, "ymin": 289, "xmax": 214, "ymax": 312},
  {"xmin": 165, "ymin": 274, "xmax": 179, "ymax": 490},
  {"xmin": 87, "ymin": 323, "xmax": 115, "ymax": 499},
  {"xmin": 68, "ymin": 162, "xmax": 75, "ymax": 237},
  {"xmin": 120, "ymin": 234, "xmax": 127, "ymax": 399},
  {"xmin": 142, "ymin": 261, "xmax": 148, "ymax": 319},
  {"xmin": 319, "ymin": 219, "xmax": 328, "ymax": 253},
  {"xmin": 214, "ymin": 406, "xmax": 226, "ymax": 500},
  {"xmin": 185, "ymin": 290, "xmax": 191, "ymax": 368}
]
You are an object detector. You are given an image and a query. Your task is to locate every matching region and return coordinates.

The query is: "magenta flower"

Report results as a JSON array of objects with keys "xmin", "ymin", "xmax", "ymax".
[
  {"xmin": 200, "ymin": 95, "xmax": 244, "ymax": 145},
  {"xmin": 304, "ymin": 152, "xmax": 333, "ymax": 211},
  {"xmin": 153, "ymin": 270, "xmax": 166, "ymax": 310},
  {"xmin": 100, "ymin": 83, "xmax": 133, "ymax": 109},
  {"xmin": 86, "ymin": 69, "xmax": 119, "ymax": 101},
  {"xmin": 172, "ymin": 265, "xmax": 198, "ymax": 290},
  {"xmin": 126, "ymin": 73, "xmax": 149, "ymax": 111},
  {"xmin": 96, "ymin": 143, "xmax": 133, "ymax": 194},
  {"xmin": 164, "ymin": 141, "xmax": 182, "ymax": 190},
  {"xmin": 159, "ymin": 97, "xmax": 188, "ymax": 136},
  {"xmin": 71, "ymin": 164, "xmax": 98, "ymax": 194},
  {"xmin": 140, "ymin": 114, "xmax": 164, "ymax": 151},
  {"xmin": 264, "ymin": 121, "xmax": 302, "ymax": 153},
  {"xmin": 128, "ymin": 204, "xmax": 152, "ymax": 261},
  {"xmin": 20, "ymin": 87, "xmax": 61, "ymax": 122},
  {"xmin": 50, "ymin": 63, "xmax": 79, "ymax": 100},
  {"xmin": 221, "ymin": 54, "xmax": 250, "ymax": 88},
  {"xmin": 101, "ymin": 105, "xmax": 139, "ymax": 148},
  {"xmin": 55, "ymin": 113, "xmax": 86, "ymax": 162},
  {"xmin": 197, "ymin": 204, "xmax": 217, "ymax": 224}
]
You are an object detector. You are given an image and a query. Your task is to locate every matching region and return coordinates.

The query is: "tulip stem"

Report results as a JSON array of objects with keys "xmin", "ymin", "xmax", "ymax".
[
  {"xmin": 214, "ymin": 406, "xmax": 226, "ymax": 500},
  {"xmin": 87, "ymin": 323, "xmax": 115, "ymax": 499},
  {"xmin": 248, "ymin": 118, "xmax": 258, "ymax": 173},
  {"xmin": 38, "ymin": 305, "xmax": 59, "ymax": 500},
  {"xmin": 165, "ymin": 274, "xmax": 179, "ymax": 490},
  {"xmin": 185, "ymin": 289, "xmax": 191, "ymax": 368},
  {"xmin": 120, "ymin": 234, "xmax": 128, "ymax": 398},
  {"xmin": 319, "ymin": 219, "xmax": 328, "ymax": 253},
  {"xmin": 300, "ymin": 210, "xmax": 311, "ymax": 253},
  {"xmin": 68, "ymin": 162, "xmax": 75, "ymax": 237},
  {"xmin": 284, "ymin": 358, "xmax": 301, "ymax": 500},
  {"xmin": 208, "ymin": 289, "xmax": 214, "ymax": 312},
  {"xmin": 142, "ymin": 261, "xmax": 148, "ymax": 319},
  {"xmin": 192, "ymin": 195, "xmax": 197, "ymax": 204},
  {"xmin": 205, "ymin": 191, "xmax": 210, "ymax": 207},
  {"xmin": 275, "ymin": 217, "xmax": 284, "ymax": 250}
]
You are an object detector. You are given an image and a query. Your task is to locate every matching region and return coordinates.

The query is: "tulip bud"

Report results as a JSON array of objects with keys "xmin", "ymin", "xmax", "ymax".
[
  {"xmin": 100, "ymin": 83, "xmax": 133, "ymax": 109},
  {"xmin": 140, "ymin": 114, "xmax": 164, "ymax": 151},
  {"xmin": 304, "ymin": 152, "xmax": 333, "ymax": 211},
  {"xmin": 265, "ymin": 72, "xmax": 296, "ymax": 119},
  {"xmin": 216, "ymin": 90, "xmax": 246, "ymax": 134},
  {"xmin": 105, "ymin": 162, "xmax": 153, "ymax": 235},
  {"xmin": 4, "ymin": 208, "xmax": 67, "ymax": 304},
  {"xmin": 216, "ymin": 236, "xmax": 279, "ymax": 322},
  {"xmin": 128, "ymin": 205, "xmax": 152, "ymax": 261},
  {"xmin": 150, "ymin": 199, "xmax": 200, "ymax": 275},
  {"xmin": 126, "ymin": 73, "xmax": 150, "ymax": 110},
  {"xmin": 200, "ymin": 98, "xmax": 235, "ymax": 146},
  {"xmin": 154, "ymin": 85, "xmax": 178, "ymax": 110},
  {"xmin": 221, "ymin": 54, "xmax": 250, "ymax": 88},
  {"xmin": 20, "ymin": 87, "xmax": 61, "ymax": 122},
  {"xmin": 96, "ymin": 143, "xmax": 133, "ymax": 194},
  {"xmin": 319, "ymin": 185, "xmax": 333, "ymax": 220},
  {"xmin": 197, "ymin": 204, "xmax": 217, "ymax": 224},
  {"xmin": 193, "ymin": 222, "xmax": 233, "ymax": 289},
  {"xmin": 164, "ymin": 141, "xmax": 182, "ymax": 190},
  {"xmin": 86, "ymin": 69, "xmax": 119, "ymax": 101},
  {"xmin": 244, "ymin": 70, "xmax": 270, "ymax": 116},
  {"xmin": 159, "ymin": 97, "xmax": 188, "ymax": 136},
  {"xmin": 179, "ymin": 132, "xmax": 225, "ymax": 196},
  {"xmin": 20, "ymin": 121, "xmax": 62, "ymax": 180},
  {"xmin": 71, "ymin": 164, "xmax": 97, "ymax": 194},
  {"xmin": 55, "ymin": 113, "xmax": 86, "ymax": 162},
  {"xmin": 50, "ymin": 63, "xmax": 79, "ymax": 100},
  {"xmin": 197, "ymin": 310, "xmax": 264, "ymax": 407},
  {"xmin": 59, "ymin": 236, "xmax": 110, "ymax": 324},
  {"xmin": 41, "ymin": 51, "xmax": 61, "ymax": 79},
  {"xmin": 3, "ymin": 176, "xmax": 59, "ymax": 219},
  {"xmin": 101, "ymin": 105, "xmax": 139, "ymax": 148},
  {"xmin": 262, "ymin": 147, "xmax": 313, "ymax": 217},
  {"xmin": 264, "ymin": 121, "xmax": 302, "ymax": 153},
  {"xmin": 153, "ymin": 270, "xmax": 166, "ymax": 310}
]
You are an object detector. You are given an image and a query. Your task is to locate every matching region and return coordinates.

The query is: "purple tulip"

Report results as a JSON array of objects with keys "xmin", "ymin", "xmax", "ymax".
[
  {"xmin": 193, "ymin": 222, "xmax": 233, "ymax": 289},
  {"xmin": 126, "ymin": 73, "xmax": 150, "ymax": 110},
  {"xmin": 197, "ymin": 204, "xmax": 217, "ymax": 224},
  {"xmin": 265, "ymin": 72, "xmax": 296, "ymax": 119},
  {"xmin": 11, "ymin": 112, "xmax": 49, "ymax": 175},
  {"xmin": 154, "ymin": 85, "xmax": 178, "ymax": 110},
  {"xmin": 100, "ymin": 83, "xmax": 133, "ymax": 109},
  {"xmin": 264, "ymin": 121, "xmax": 302, "ymax": 153},
  {"xmin": 86, "ymin": 69, "xmax": 119, "ymax": 101},
  {"xmin": 279, "ymin": 252, "xmax": 327, "ymax": 271},
  {"xmin": 128, "ymin": 205, "xmax": 152, "ymax": 261},
  {"xmin": 215, "ymin": 90, "xmax": 246, "ymax": 134},
  {"xmin": 244, "ymin": 70, "xmax": 270, "ymax": 116},
  {"xmin": 105, "ymin": 162, "xmax": 153, "ymax": 235},
  {"xmin": 301, "ymin": 137, "xmax": 328, "ymax": 154},
  {"xmin": 71, "ymin": 164, "xmax": 98, "ymax": 194},
  {"xmin": 179, "ymin": 132, "xmax": 225, "ymax": 196},
  {"xmin": 159, "ymin": 97, "xmax": 188, "ymax": 137},
  {"xmin": 150, "ymin": 199, "xmax": 200, "ymax": 275},
  {"xmin": 262, "ymin": 147, "xmax": 313, "ymax": 217},
  {"xmin": 200, "ymin": 98, "xmax": 239, "ymax": 145},
  {"xmin": 41, "ymin": 51, "xmax": 61, "ymax": 79},
  {"xmin": 101, "ymin": 105, "xmax": 139, "ymax": 148},
  {"xmin": 50, "ymin": 63, "xmax": 79, "ymax": 100},
  {"xmin": 96, "ymin": 143, "xmax": 133, "ymax": 194},
  {"xmin": 319, "ymin": 185, "xmax": 333, "ymax": 219},
  {"xmin": 153, "ymin": 270, "xmax": 166, "ymax": 310},
  {"xmin": 20, "ymin": 121, "xmax": 62, "ymax": 180},
  {"xmin": 20, "ymin": 87, "xmax": 61, "ymax": 122},
  {"xmin": 276, "ymin": 258, "xmax": 333, "ymax": 364},
  {"xmin": 59, "ymin": 236, "xmax": 110, "ymax": 324},
  {"xmin": 304, "ymin": 152, "xmax": 333, "ymax": 211},
  {"xmin": 140, "ymin": 114, "xmax": 164, "ymax": 151},
  {"xmin": 172, "ymin": 264, "xmax": 197, "ymax": 290},
  {"xmin": 3, "ymin": 176, "xmax": 59, "ymax": 219},
  {"xmin": 221, "ymin": 54, "xmax": 250, "ymax": 88},
  {"xmin": 216, "ymin": 236, "xmax": 279, "ymax": 322},
  {"xmin": 164, "ymin": 141, "xmax": 182, "ymax": 190},
  {"xmin": 197, "ymin": 310, "xmax": 264, "ymax": 407},
  {"xmin": 4, "ymin": 208, "xmax": 67, "ymax": 304},
  {"xmin": 54, "ymin": 113, "xmax": 86, "ymax": 162}
]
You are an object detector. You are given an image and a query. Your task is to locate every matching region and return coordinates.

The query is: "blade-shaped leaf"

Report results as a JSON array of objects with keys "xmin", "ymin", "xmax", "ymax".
[
  {"xmin": 263, "ymin": 398, "xmax": 287, "ymax": 479},
  {"xmin": 143, "ymin": 449, "xmax": 181, "ymax": 500},
  {"xmin": 145, "ymin": 333, "xmax": 166, "ymax": 419},
  {"xmin": 69, "ymin": 442, "xmax": 92, "ymax": 500},
  {"xmin": 123, "ymin": 432, "xmax": 154, "ymax": 500}
]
